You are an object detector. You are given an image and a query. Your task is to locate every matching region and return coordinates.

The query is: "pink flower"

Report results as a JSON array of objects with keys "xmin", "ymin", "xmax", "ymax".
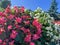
[
  {"xmin": 15, "ymin": 17, "xmax": 22, "ymax": 23},
  {"xmin": 24, "ymin": 21, "xmax": 30, "ymax": 25},
  {"xmin": 2, "ymin": 42, "xmax": 6, "ymax": 45},
  {"xmin": 0, "ymin": 28, "xmax": 5, "ymax": 34},
  {"xmin": 0, "ymin": 17, "xmax": 6, "ymax": 25},
  {"xmin": 0, "ymin": 12, "xmax": 3, "ymax": 16},
  {"xmin": 5, "ymin": 5, "xmax": 11, "ymax": 13},
  {"xmin": 10, "ymin": 30, "xmax": 18, "ymax": 39},
  {"xmin": 14, "ymin": 24, "xmax": 20, "ymax": 28},
  {"xmin": 24, "ymin": 35, "xmax": 31, "ymax": 42},
  {"xmin": 32, "ymin": 19, "xmax": 42, "ymax": 30},
  {"xmin": 32, "ymin": 34, "xmax": 40, "ymax": 40},
  {"xmin": 30, "ymin": 42, "xmax": 35, "ymax": 45},
  {"xmin": 36, "ymin": 29, "xmax": 42, "ymax": 35},
  {"xmin": 32, "ymin": 19, "xmax": 39, "ymax": 26},
  {"xmin": 24, "ymin": 29, "xmax": 30, "ymax": 34},
  {"xmin": 8, "ymin": 15, "xmax": 14, "ymax": 20},
  {"xmin": 12, "ymin": 30, "xmax": 17, "ymax": 34},
  {"xmin": 21, "ymin": 15, "xmax": 30, "ymax": 19},
  {"xmin": 20, "ymin": 6, "xmax": 25, "ymax": 13},
  {"xmin": 0, "ymin": 39, "xmax": 2, "ymax": 43},
  {"xmin": 8, "ymin": 25, "xmax": 12, "ymax": 30},
  {"xmin": 9, "ymin": 40, "xmax": 14, "ymax": 45},
  {"xmin": 14, "ymin": 6, "xmax": 19, "ymax": 13},
  {"xmin": 20, "ymin": 28, "xmax": 30, "ymax": 34},
  {"xmin": 20, "ymin": 27, "xmax": 25, "ymax": 31},
  {"xmin": 0, "ymin": 12, "xmax": 5, "ymax": 17}
]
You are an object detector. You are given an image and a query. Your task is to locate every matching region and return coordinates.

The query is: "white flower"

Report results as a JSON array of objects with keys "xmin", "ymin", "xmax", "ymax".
[{"xmin": 53, "ymin": 36, "xmax": 59, "ymax": 40}]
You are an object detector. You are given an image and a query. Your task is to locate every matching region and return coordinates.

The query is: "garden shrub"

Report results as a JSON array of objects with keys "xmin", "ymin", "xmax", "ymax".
[
  {"xmin": 0, "ymin": 6, "xmax": 59, "ymax": 45},
  {"xmin": 0, "ymin": 6, "xmax": 42, "ymax": 45},
  {"xmin": 29, "ymin": 7, "xmax": 59, "ymax": 45}
]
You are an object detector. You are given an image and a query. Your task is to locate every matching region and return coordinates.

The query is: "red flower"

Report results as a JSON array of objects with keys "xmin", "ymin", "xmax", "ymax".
[
  {"xmin": 15, "ymin": 17, "xmax": 22, "ymax": 23},
  {"xmin": 30, "ymin": 42, "xmax": 35, "ymax": 45},
  {"xmin": 24, "ymin": 35, "xmax": 31, "ymax": 42},
  {"xmin": 32, "ymin": 19, "xmax": 42, "ymax": 30}
]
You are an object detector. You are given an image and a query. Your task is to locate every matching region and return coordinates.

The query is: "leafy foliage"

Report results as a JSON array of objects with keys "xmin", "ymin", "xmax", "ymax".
[
  {"xmin": 48, "ymin": 0, "xmax": 59, "ymax": 20},
  {"xmin": 29, "ymin": 7, "xmax": 59, "ymax": 45},
  {"xmin": 0, "ymin": 0, "xmax": 11, "ymax": 9}
]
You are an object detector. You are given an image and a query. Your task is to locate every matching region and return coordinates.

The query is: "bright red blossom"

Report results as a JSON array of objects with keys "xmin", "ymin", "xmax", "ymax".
[
  {"xmin": 24, "ymin": 35, "xmax": 31, "ymax": 42},
  {"xmin": 14, "ymin": 6, "xmax": 19, "ymax": 13},
  {"xmin": 20, "ymin": 6, "xmax": 25, "ymax": 13},
  {"xmin": 8, "ymin": 15, "xmax": 14, "ymax": 20},
  {"xmin": 5, "ymin": 5, "xmax": 11, "ymax": 13},
  {"xmin": 15, "ymin": 17, "xmax": 22, "ymax": 23},
  {"xmin": 32, "ymin": 34, "xmax": 40, "ymax": 40},
  {"xmin": 24, "ymin": 20, "xmax": 30, "ymax": 25},
  {"xmin": 21, "ymin": 15, "xmax": 30, "ymax": 19},
  {"xmin": 0, "ymin": 17, "xmax": 6, "ymax": 25}
]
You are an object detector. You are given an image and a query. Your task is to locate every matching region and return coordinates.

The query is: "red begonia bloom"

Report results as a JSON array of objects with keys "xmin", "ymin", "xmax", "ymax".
[
  {"xmin": 32, "ymin": 34, "xmax": 40, "ymax": 40},
  {"xmin": 24, "ymin": 35, "xmax": 31, "ymax": 42},
  {"xmin": 0, "ymin": 17, "xmax": 6, "ymax": 25},
  {"xmin": 8, "ymin": 15, "xmax": 14, "ymax": 20},
  {"xmin": 15, "ymin": 17, "xmax": 22, "ymax": 23},
  {"xmin": 20, "ymin": 6, "xmax": 25, "ymax": 13}
]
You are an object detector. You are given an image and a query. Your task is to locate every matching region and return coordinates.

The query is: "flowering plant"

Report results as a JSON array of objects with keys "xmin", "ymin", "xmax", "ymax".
[
  {"xmin": 0, "ymin": 6, "xmax": 42, "ymax": 45},
  {"xmin": 29, "ymin": 7, "xmax": 59, "ymax": 45}
]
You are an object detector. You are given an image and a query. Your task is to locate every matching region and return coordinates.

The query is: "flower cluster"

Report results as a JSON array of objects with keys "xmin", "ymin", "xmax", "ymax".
[
  {"xmin": 29, "ymin": 7, "xmax": 59, "ymax": 45},
  {"xmin": 0, "ymin": 6, "xmax": 42, "ymax": 45}
]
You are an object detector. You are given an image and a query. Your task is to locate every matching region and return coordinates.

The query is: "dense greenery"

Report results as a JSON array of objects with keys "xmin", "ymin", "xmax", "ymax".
[
  {"xmin": 48, "ymin": 0, "xmax": 59, "ymax": 20},
  {"xmin": 0, "ymin": 0, "xmax": 11, "ymax": 9}
]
